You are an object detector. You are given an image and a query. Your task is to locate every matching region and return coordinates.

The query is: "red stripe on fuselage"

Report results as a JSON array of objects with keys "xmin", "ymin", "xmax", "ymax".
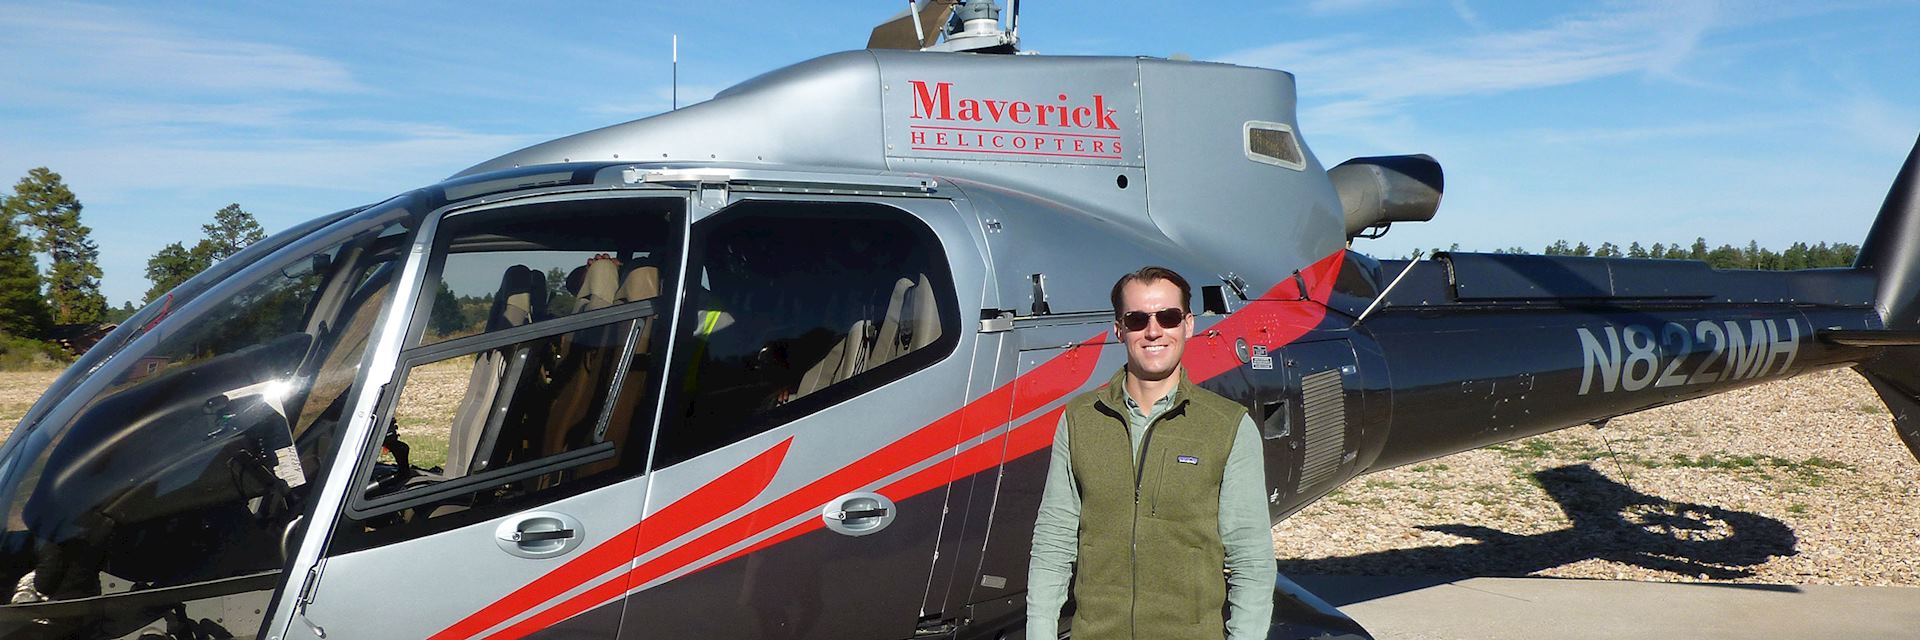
[
  {"xmin": 608, "ymin": 331, "xmax": 1105, "ymax": 586},
  {"xmin": 465, "ymin": 332, "xmax": 1106, "ymax": 639},
  {"xmin": 433, "ymin": 439, "xmax": 793, "ymax": 640},
  {"xmin": 1182, "ymin": 250, "xmax": 1346, "ymax": 382},
  {"xmin": 698, "ymin": 403, "xmax": 1082, "ymax": 572}
]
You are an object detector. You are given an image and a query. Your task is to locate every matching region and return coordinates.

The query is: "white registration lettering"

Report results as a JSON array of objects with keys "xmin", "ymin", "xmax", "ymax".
[
  {"xmin": 1723, "ymin": 320, "xmax": 1768, "ymax": 381},
  {"xmin": 1577, "ymin": 326, "xmax": 1621, "ymax": 395},
  {"xmin": 1654, "ymin": 322, "xmax": 1692, "ymax": 388},
  {"xmin": 1577, "ymin": 318, "xmax": 1801, "ymax": 395}
]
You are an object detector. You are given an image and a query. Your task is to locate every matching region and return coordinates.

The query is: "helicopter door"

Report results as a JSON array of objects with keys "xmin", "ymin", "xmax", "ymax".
[
  {"xmin": 615, "ymin": 197, "xmax": 976, "ymax": 640},
  {"xmin": 946, "ymin": 320, "xmax": 1111, "ymax": 632},
  {"xmin": 294, "ymin": 194, "xmax": 684, "ymax": 639}
]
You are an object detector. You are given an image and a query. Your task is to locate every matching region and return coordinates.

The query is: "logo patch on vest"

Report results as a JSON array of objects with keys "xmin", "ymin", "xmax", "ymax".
[{"xmin": 1176, "ymin": 455, "xmax": 1200, "ymax": 465}]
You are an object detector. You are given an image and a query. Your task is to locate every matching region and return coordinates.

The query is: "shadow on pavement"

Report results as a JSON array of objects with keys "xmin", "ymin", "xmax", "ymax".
[{"xmin": 1279, "ymin": 464, "xmax": 1799, "ymax": 607}]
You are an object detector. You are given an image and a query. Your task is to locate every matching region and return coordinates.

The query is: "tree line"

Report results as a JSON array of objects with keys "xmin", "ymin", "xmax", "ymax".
[
  {"xmin": 0, "ymin": 168, "xmax": 266, "ymax": 367},
  {"xmin": 1411, "ymin": 238, "xmax": 1862, "ymax": 270}
]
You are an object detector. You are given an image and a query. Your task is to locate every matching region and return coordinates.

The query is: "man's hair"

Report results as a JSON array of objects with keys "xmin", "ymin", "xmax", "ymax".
[{"xmin": 1109, "ymin": 266, "xmax": 1192, "ymax": 317}]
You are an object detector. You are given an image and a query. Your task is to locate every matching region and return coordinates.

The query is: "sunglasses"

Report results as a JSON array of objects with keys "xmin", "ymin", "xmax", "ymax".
[{"xmin": 1118, "ymin": 308, "xmax": 1189, "ymax": 332}]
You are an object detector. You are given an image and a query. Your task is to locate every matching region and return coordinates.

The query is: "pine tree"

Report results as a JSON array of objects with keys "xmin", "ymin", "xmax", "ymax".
[
  {"xmin": 145, "ymin": 242, "xmax": 200, "ymax": 303},
  {"xmin": 105, "ymin": 300, "xmax": 138, "ymax": 324},
  {"xmin": 4, "ymin": 168, "xmax": 104, "ymax": 325},
  {"xmin": 1706, "ymin": 244, "xmax": 1743, "ymax": 269},
  {"xmin": 1782, "ymin": 242, "xmax": 1809, "ymax": 270},
  {"xmin": 0, "ymin": 209, "xmax": 51, "ymax": 338},
  {"xmin": 198, "ymin": 203, "xmax": 266, "ymax": 262},
  {"xmin": 1835, "ymin": 242, "xmax": 1861, "ymax": 266},
  {"xmin": 429, "ymin": 280, "xmax": 468, "ymax": 337},
  {"xmin": 144, "ymin": 204, "xmax": 270, "ymax": 303}
]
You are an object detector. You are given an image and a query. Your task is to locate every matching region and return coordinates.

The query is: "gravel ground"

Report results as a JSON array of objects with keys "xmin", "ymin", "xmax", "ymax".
[
  {"xmin": 1273, "ymin": 367, "xmax": 1920, "ymax": 586},
  {"xmin": 1, "ymin": 366, "xmax": 1913, "ymax": 587},
  {"xmin": 0, "ymin": 370, "xmax": 59, "ymax": 436}
]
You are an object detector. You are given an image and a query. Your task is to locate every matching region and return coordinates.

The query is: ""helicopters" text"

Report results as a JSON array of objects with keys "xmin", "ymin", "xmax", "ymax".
[{"xmin": 1575, "ymin": 319, "xmax": 1801, "ymax": 395}]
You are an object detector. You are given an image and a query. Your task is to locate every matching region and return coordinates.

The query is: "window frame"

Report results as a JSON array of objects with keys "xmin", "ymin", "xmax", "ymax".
[
  {"xmin": 404, "ymin": 193, "xmax": 687, "ymax": 350},
  {"xmin": 650, "ymin": 197, "xmax": 964, "ymax": 468},
  {"xmin": 337, "ymin": 191, "xmax": 686, "ymax": 537}
]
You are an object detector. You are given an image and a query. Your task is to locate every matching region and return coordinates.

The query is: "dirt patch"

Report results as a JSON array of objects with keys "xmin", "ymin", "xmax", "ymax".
[
  {"xmin": 0, "ymin": 371, "xmax": 62, "ymax": 438},
  {"xmin": 1274, "ymin": 367, "xmax": 1920, "ymax": 586}
]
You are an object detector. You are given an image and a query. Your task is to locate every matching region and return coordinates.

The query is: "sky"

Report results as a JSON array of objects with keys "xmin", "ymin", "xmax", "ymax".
[{"xmin": 2, "ymin": 1, "xmax": 1917, "ymax": 306}]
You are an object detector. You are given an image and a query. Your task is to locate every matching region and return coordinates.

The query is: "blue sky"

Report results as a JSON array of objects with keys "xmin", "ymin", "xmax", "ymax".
[{"xmin": 2, "ymin": 1, "xmax": 1916, "ymax": 306}]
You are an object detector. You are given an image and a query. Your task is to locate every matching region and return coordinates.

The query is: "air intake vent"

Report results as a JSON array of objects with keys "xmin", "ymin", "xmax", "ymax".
[
  {"xmin": 1298, "ymin": 368, "xmax": 1347, "ymax": 488},
  {"xmin": 1245, "ymin": 121, "xmax": 1305, "ymax": 170}
]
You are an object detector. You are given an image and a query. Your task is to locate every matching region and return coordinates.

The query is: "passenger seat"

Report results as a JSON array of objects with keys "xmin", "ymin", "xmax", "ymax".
[
  {"xmin": 795, "ymin": 319, "xmax": 873, "ymax": 399},
  {"xmin": 543, "ymin": 257, "xmax": 626, "ymax": 458},
  {"xmin": 443, "ymin": 265, "xmax": 547, "ymax": 479},
  {"xmin": 869, "ymin": 274, "xmax": 940, "ymax": 369}
]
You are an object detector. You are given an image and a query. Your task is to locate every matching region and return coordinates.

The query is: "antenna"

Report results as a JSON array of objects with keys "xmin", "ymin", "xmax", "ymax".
[
  {"xmin": 908, "ymin": 0, "xmax": 926, "ymax": 50},
  {"xmin": 1007, "ymin": 0, "xmax": 1019, "ymax": 47},
  {"xmin": 671, "ymin": 34, "xmax": 679, "ymax": 111}
]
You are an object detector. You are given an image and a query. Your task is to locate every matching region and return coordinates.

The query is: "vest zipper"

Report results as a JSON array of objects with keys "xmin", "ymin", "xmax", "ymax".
[
  {"xmin": 1130, "ymin": 496, "xmax": 1139, "ymax": 639},
  {"xmin": 1134, "ymin": 401, "xmax": 1181, "ymax": 507},
  {"xmin": 1129, "ymin": 397, "xmax": 1181, "ymax": 639},
  {"xmin": 1131, "ymin": 416, "xmax": 1145, "ymax": 639}
]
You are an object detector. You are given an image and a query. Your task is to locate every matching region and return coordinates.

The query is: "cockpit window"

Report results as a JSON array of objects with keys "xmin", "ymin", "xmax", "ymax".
[
  {"xmin": 0, "ymin": 197, "xmax": 413, "ymax": 636},
  {"xmin": 334, "ymin": 196, "xmax": 679, "ymax": 548},
  {"xmin": 417, "ymin": 198, "xmax": 678, "ymax": 346}
]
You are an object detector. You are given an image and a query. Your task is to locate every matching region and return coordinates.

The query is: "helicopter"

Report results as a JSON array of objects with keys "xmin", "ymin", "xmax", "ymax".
[{"xmin": 1, "ymin": 1, "xmax": 1916, "ymax": 638}]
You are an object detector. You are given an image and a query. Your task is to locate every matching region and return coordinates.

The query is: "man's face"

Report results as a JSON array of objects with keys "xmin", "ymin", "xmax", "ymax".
[{"xmin": 1115, "ymin": 278, "xmax": 1192, "ymax": 382}]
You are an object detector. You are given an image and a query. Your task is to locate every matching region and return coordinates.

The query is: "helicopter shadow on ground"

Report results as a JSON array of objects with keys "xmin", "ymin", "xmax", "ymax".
[{"xmin": 1279, "ymin": 464, "xmax": 1800, "ymax": 607}]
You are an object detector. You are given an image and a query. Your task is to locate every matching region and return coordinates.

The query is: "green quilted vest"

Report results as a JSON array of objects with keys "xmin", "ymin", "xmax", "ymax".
[{"xmin": 1066, "ymin": 367, "xmax": 1247, "ymax": 640}]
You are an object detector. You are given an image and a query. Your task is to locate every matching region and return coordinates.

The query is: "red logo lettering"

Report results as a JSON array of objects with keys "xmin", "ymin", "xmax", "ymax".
[{"xmin": 910, "ymin": 80, "xmax": 953, "ymax": 120}]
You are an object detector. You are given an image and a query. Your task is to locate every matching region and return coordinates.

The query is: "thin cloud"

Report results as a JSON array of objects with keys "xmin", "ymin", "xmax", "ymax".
[
  {"xmin": 1451, "ymin": 0, "xmax": 1490, "ymax": 31},
  {"xmin": 1224, "ymin": 2, "xmax": 1719, "ymax": 110},
  {"xmin": 1302, "ymin": 0, "xmax": 1414, "ymax": 15},
  {"xmin": 583, "ymin": 83, "xmax": 729, "ymax": 119},
  {"xmin": 0, "ymin": 3, "xmax": 363, "ymax": 96},
  {"xmin": 25, "ymin": 131, "xmax": 538, "ymax": 194}
]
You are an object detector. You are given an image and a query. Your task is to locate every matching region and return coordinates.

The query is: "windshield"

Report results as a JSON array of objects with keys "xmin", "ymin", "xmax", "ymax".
[
  {"xmin": 5, "ymin": 208, "xmax": 362, "ymax": 447},
  {"xmin": 0, "ymin": 197, "xmax": 415, "ymax": 638}
]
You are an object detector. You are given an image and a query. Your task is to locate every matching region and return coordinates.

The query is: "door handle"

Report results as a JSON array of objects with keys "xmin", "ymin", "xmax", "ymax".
[
  {"xmin": 494, "ymin": 511, "xmax": 585, "ymax": 558},
  {"xmin": 507, "ymin": 528, "xmax": 576, "ymax": 543},
  {"xmin": 821, "ymin": 492, "xmax": 896, "ymax": 536},
  {"xmin": 826, "ymin": 507, "xmax": 889, "ymax": 521}
]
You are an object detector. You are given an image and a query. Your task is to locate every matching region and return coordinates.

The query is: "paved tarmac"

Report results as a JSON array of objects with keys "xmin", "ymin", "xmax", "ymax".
[{"xmin": 1289, "ymin": 575, "xmax": 1920, "ymax": 639}]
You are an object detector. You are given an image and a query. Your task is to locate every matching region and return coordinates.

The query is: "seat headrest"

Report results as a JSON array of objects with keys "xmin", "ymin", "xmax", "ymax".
[
  {"xmin": 573, "ymin": 256, "xmax": 621, "ymax": 313},
  {"xmin": 616, "ymin": 266, "xmax": 661, "ymax": 303},
  {"xmin": 488, "ymin": 265, "xmax": 548, "ymax": 330},
  {"xmin": 908, "ymin": 273, "xmax": 940, "ymax": 349}
]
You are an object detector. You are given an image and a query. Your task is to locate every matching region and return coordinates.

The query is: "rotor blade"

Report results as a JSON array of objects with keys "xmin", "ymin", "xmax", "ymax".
[{"xmin": 867, "ymin": 0, "xmax": 956, "ymax": 50}]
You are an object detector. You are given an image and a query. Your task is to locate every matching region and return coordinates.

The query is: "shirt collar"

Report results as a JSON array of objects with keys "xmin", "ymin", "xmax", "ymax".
[{"xmin": 1123, "ymin": 385, "xmax": 1180, "ymax": 418}]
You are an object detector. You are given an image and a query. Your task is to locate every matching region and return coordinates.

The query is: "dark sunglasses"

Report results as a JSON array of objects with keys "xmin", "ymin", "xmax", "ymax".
[{"xmin": 1118, "ymin": 308, "xmax": 1188, "ymax": 331}]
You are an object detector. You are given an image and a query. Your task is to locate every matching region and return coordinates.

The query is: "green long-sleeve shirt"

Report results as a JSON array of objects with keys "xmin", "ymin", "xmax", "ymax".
[{"xmin": 1027, "ymin": 386, "xmax": 1276, "ymax": 640}]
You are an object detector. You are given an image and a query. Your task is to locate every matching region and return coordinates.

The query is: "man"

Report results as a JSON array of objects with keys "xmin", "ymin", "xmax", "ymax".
[{"xmin": 1028, "ymin": 266, "xmax": 1275, "ymax": 640}]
